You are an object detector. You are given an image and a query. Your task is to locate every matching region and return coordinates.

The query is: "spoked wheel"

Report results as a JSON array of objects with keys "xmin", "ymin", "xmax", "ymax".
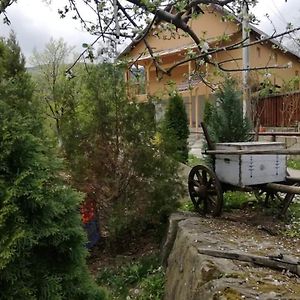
[
  {"xmin": 281, "ymin": 193, "xmax": 296, "ymax": 217},
  {"xmin": 254, "ymin": 171, "xmax": 293, "ymax": 208},
  {"xmin": 254, "ymin": 189, "xmax": 286, "ymax": 207},
  {"xmin": 281, "ymin": 183, "xmax": 298, "ymax": 217},
  {"xmin": 188, "ymin": 164, "xmax": 223, "ymax": 217},
  {"xmin": 254, "ymin": 187, "xmax": 296, "ymax": 218}
]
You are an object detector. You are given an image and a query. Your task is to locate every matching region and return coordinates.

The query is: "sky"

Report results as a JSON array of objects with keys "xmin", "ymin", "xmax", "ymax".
[{"xmin": 0, "ymin": 0, "xmax": 299, "ymax": 66}]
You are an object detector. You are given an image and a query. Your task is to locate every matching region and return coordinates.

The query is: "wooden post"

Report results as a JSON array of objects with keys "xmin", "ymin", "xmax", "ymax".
[
  {"xmin": 146, "ymin": 61, "xmax": 153, "ymax": 95},
  {"xmin": 189, "ymin": 89, "xmax": 193, "ymax": 127},
  {"xmin": 201, "ymin": 122, "xmax": 215, "ymax": 150},
  {"xmin": 188, "ymin": 61, "xmax": 193, "ymax": 127},
  {"xmin": 195, "ymin": 88, "xmax": 199, "ymax": 131},
  {"xmin": 197, "ymin": 248, "xmax": 300, "ymax": 276},
  {"xmin": 146, "ymin": 64, "xmax": 150, "ymax": 95},
  {"xmin": 124, "ymin": 69, "xmax": 129, "ymax": 97}
]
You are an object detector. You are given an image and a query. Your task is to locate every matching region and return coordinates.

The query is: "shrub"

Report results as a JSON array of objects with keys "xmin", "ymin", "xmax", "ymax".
[
  {"xmin": 61, "ymin": 64, "xmax": 183, "ymax": 243},
  {"xmin": 97, "ymin": 254, "xmax": 164, "ymax": 299},
  {"xmin": 163, "ymin": 92, "xmax": 189, "ymax": 162},
  {"xmin": 0, "ymin": 35, "xmax": 105, "ymax": 300},
  {"xmin": 204, "ymin": 77, "xmax": 252, "ymax": 143}
]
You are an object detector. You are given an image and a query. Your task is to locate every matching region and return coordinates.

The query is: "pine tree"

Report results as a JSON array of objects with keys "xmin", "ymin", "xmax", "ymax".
[
  {"xmin": 205, "ymin": 77, "xmax": 252, "ymax": 143},
  {"xmin": 0, "ymin": 35, "xmax": 106, "ymax": 300},
  {"xmin": 163, "ymin": 92, "xmax": 190, "ymax": 162}
]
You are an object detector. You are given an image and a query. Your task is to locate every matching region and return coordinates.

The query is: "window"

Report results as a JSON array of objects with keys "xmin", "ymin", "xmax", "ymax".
[{"xmin": 256, "ymin": 47, "xmax": 261, "ymax": 58}]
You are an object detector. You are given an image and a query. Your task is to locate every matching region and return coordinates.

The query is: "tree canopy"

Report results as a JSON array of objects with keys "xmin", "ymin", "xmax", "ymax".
[{"xmin": 1, "ymin": 1, "xmax": 299, "ymax": 77}]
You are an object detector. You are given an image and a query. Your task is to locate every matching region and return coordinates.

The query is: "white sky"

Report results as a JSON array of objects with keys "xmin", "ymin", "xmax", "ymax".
[{"xmin": 0, "ymin": 0, "xmax": 299, "ymax": 65}]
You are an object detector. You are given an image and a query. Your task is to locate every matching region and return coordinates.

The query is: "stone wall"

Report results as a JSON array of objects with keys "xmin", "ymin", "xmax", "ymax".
[{"xmin": 162, "ymin": 213, "xmax": 300, "ymax": 300}]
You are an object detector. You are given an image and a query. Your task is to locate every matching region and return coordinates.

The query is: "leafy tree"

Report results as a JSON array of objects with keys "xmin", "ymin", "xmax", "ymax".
[
  {"xmin": 1, "ymin": 1, "xmax": 299, "ymax": 79},
  {"xmin": 163, "ymin": 92, "xmax": 189, "ymax": 163},
  {"xmin": 30, "ymin": 38, "xmax": 75, "ymax": 145},
  {"xmin": 61, "ymin": 63, "xmax": 183, "ymax": 244},
  {"xmin": 0, "ymin": 35, "xmax": 106, "ymax": 299},
  {"xmin": 204, "ymin": 77, "xmax": 252, "ymax": 143}
]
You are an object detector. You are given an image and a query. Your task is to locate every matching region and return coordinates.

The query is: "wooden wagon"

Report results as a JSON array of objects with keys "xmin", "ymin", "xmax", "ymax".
[{"xmin": 188, "ymin": 123, "xmax": 300, "ymax": 217}]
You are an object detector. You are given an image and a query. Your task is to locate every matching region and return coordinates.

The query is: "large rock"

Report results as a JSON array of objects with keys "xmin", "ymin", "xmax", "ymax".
[{"xmin": 163, "ymin": 212, "xmax": 300, "ymax": 300}]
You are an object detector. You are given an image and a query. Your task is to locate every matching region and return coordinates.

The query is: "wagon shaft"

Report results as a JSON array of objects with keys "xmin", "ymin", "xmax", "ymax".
[
  {"xmin": 265, "ymin": 182, "xmax": 300, "ymax": 194},
  {"xmin": 204, "ymin": 149, "xmax": 300, "ymax": 155}
]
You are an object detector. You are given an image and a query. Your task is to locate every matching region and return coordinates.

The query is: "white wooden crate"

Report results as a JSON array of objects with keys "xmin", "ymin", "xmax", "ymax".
[{"xmin": 215, "ymin": 142, "xmax": 287, "ymax": 186}]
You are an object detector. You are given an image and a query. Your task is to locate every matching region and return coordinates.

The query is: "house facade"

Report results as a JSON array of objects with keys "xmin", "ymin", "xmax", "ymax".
[{"xmin": 121, "ymin": 5, "xmax": 300, "ymax": 129}]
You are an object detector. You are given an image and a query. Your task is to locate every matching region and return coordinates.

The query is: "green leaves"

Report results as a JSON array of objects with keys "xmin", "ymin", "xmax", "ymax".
[
  {"xmin": 204, "ymin": 77, "xmax": 252, "ymax": 143},
  {"xmin": 61, "ymin": 63, "xmax": 183, "ymax": 243},
  {"xmin": 0, "ymin": 35, "xmax": 106, "ymax": 300},
  {"xmin": 162, "ymin": 92, "xmax": 190, "ymax": 163}
]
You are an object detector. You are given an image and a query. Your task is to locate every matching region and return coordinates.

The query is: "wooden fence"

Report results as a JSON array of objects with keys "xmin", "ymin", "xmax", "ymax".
[{"xmin": 257, "ymin": 91, "xmax": 300, "ymax": 127}]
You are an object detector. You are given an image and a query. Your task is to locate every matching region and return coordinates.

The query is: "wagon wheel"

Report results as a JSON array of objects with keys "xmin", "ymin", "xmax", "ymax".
[
  {"xmin": 280, "ymin": 183, "xmax": 298, "ymax": 217},
  {"xmin": 254, "ymin": 189, "xmax": 286, "ymax": 207},
  {"xmin": 188, "ymin": 164, "xmax": 223, "ymax": 217},
  {"xmin": 254, "ymin": 171, "xmax": 293, "ymax": 208},
  {"xmin": 254, "ymin": 187, "xmax": 296, "ymax": 217},
  {"xmin": 280, "ymin": 193, "xmax": 296, "ymax": 217}
]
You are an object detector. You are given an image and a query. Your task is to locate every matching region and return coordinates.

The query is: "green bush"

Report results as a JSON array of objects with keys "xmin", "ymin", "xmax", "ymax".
[
  {"xmin": 223, "ymin": 192, "xmax": 253, "ymax": 210},
  {"xmin": 97, "ymin": 254, "xmax": 164, "ymax": 300},
  {"xmin": 204, "ymin": 77, "xmax": 252, "ymax": 143},
  {"xmin": 283, "ymin": 202, "xmax": 300, "ymax": 238},
  {"xmin": 287, "ymin": 159, "xmax": 300, "ymax": 170},
  {"xmin": 187, "ymin": 154, "xmax": 204, "ymax": 167},
  {"xmin": 137, "ymin": 272, "xmax": 165, "ymax": 300},
  {"xmin": 0, "ymin": 34, "xmax": 105, "ymax": 300},
  {"xmin": 163, "ymin": 92, "xmax": 189, "ymax": 162},
  {"xmin": 61, "ymin": 64, "xmax": 183, "ymax": 243}
]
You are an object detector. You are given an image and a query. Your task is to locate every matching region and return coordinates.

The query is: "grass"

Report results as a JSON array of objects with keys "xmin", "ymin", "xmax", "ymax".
[
  {"xmin": 178, "ymin": 198, "xmax": 195, "ymax": 212},
  {"xmin": 224, "ymin": 191, "xmax": 254, "ymax": 211},
  {"xmin": 287, "ymin": 159, "xmax": 300, "ymax": 170},
  {"xmin": 283, "ymin": 201, "xmax": 300, "ymax": 238},
  {"xmin": 96, "ymin": 253, "xmax": 165, "ymax": 300},
  {"xmin": 187, "ymin": 154, "xmax": 204, "ymax": 167},
  {"xmin": 179, "ymin": 191, "xmax": 254, "ymax": 213}
]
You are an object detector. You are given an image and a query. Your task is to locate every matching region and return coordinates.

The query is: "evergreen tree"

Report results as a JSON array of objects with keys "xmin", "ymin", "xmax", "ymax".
[
  {"xmin": 0, "ymin": 35, "xmax": 106, "ymax": 299},
  {"xmin": 60, "ymin": 63, "xmax": 183, "ymax": 244},
  {"xmin": 163, "ymin": 92, "xmax": 189, "ymax": 162},
  {"xmin": 204, "ymin": 77, "xmax": 252, "ymax": 143}
]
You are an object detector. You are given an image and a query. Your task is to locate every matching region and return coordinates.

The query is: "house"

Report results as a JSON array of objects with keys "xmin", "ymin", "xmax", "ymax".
[{"xmin": 120, "ymin": 4, "xmax": 300, "ymax": 129}]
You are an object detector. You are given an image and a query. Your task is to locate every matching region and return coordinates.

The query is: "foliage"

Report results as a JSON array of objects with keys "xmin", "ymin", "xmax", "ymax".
[
  {"xmin": 30, "ymin": 38, "xmax": 76, "ymax": 144},
  {"xmin": 1, "ymin": 0, "xmax": 297, "ymax": 89},
  {"xmin": 178, "ymin": 199, "xmax": 195, "ymax": 212},
  {"xmin": 0, "ymin": 35, "xmax": 106, "ymax": 300},
  {"xmin": 287, "ymin": 159, "xmax": 300, "ymax": 170},
  {"xmin": 258, "ymin": 76, "xmax": 279, "ymax": 97},
  {"xmin": 61, "ymin": 63, "xmax": 183, "ymax": 243},
  {"xmin": 280, "ymin": 76, "xmax": 300, "ymax": 93},
  {"xmin": 137, "ymin": 272, "xmax": 165, "ymax": 300},
  {"xmin": 162, "ymin": 92, "xmax": 189, "ymax": 162},
  {"xmin": 283, "ymin": 201, "xmax": 300, "ymax": 238},
  {"xmin": 187, "ymin": 154, "xmax": 204, "ymax": 167},
  {"xmin": 223, "ymin": 192, "xmax": 253, "ymax": 211},
  {"xmin": 97, "ymin": 254, "xmax": 164, "ymax": 300},
  {"xmin": 204, "ymin": 77, "xmax": 252, "ymax": 143}
]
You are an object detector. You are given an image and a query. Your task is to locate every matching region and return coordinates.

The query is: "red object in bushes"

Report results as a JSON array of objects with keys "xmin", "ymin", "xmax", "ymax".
[
  {"xmin": 259, "ymin": 125, "xmax": 266, "ymax": 133},
  {"xmin": 80, "ymin": 199, "xmax": 96, "ymax": 224}
]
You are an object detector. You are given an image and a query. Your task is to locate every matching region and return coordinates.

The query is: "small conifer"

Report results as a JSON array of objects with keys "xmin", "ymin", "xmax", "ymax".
[
  {"xmin": 163, "ymin": 92, "xmax": 190, "ymax": 162},
  {"xmin": 0, "ymin": 34, "xmax": 106, "ymax": 300},
  {"xmin": 204, "ymin": 77, "xmax": 252, "ymax": 143}
]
